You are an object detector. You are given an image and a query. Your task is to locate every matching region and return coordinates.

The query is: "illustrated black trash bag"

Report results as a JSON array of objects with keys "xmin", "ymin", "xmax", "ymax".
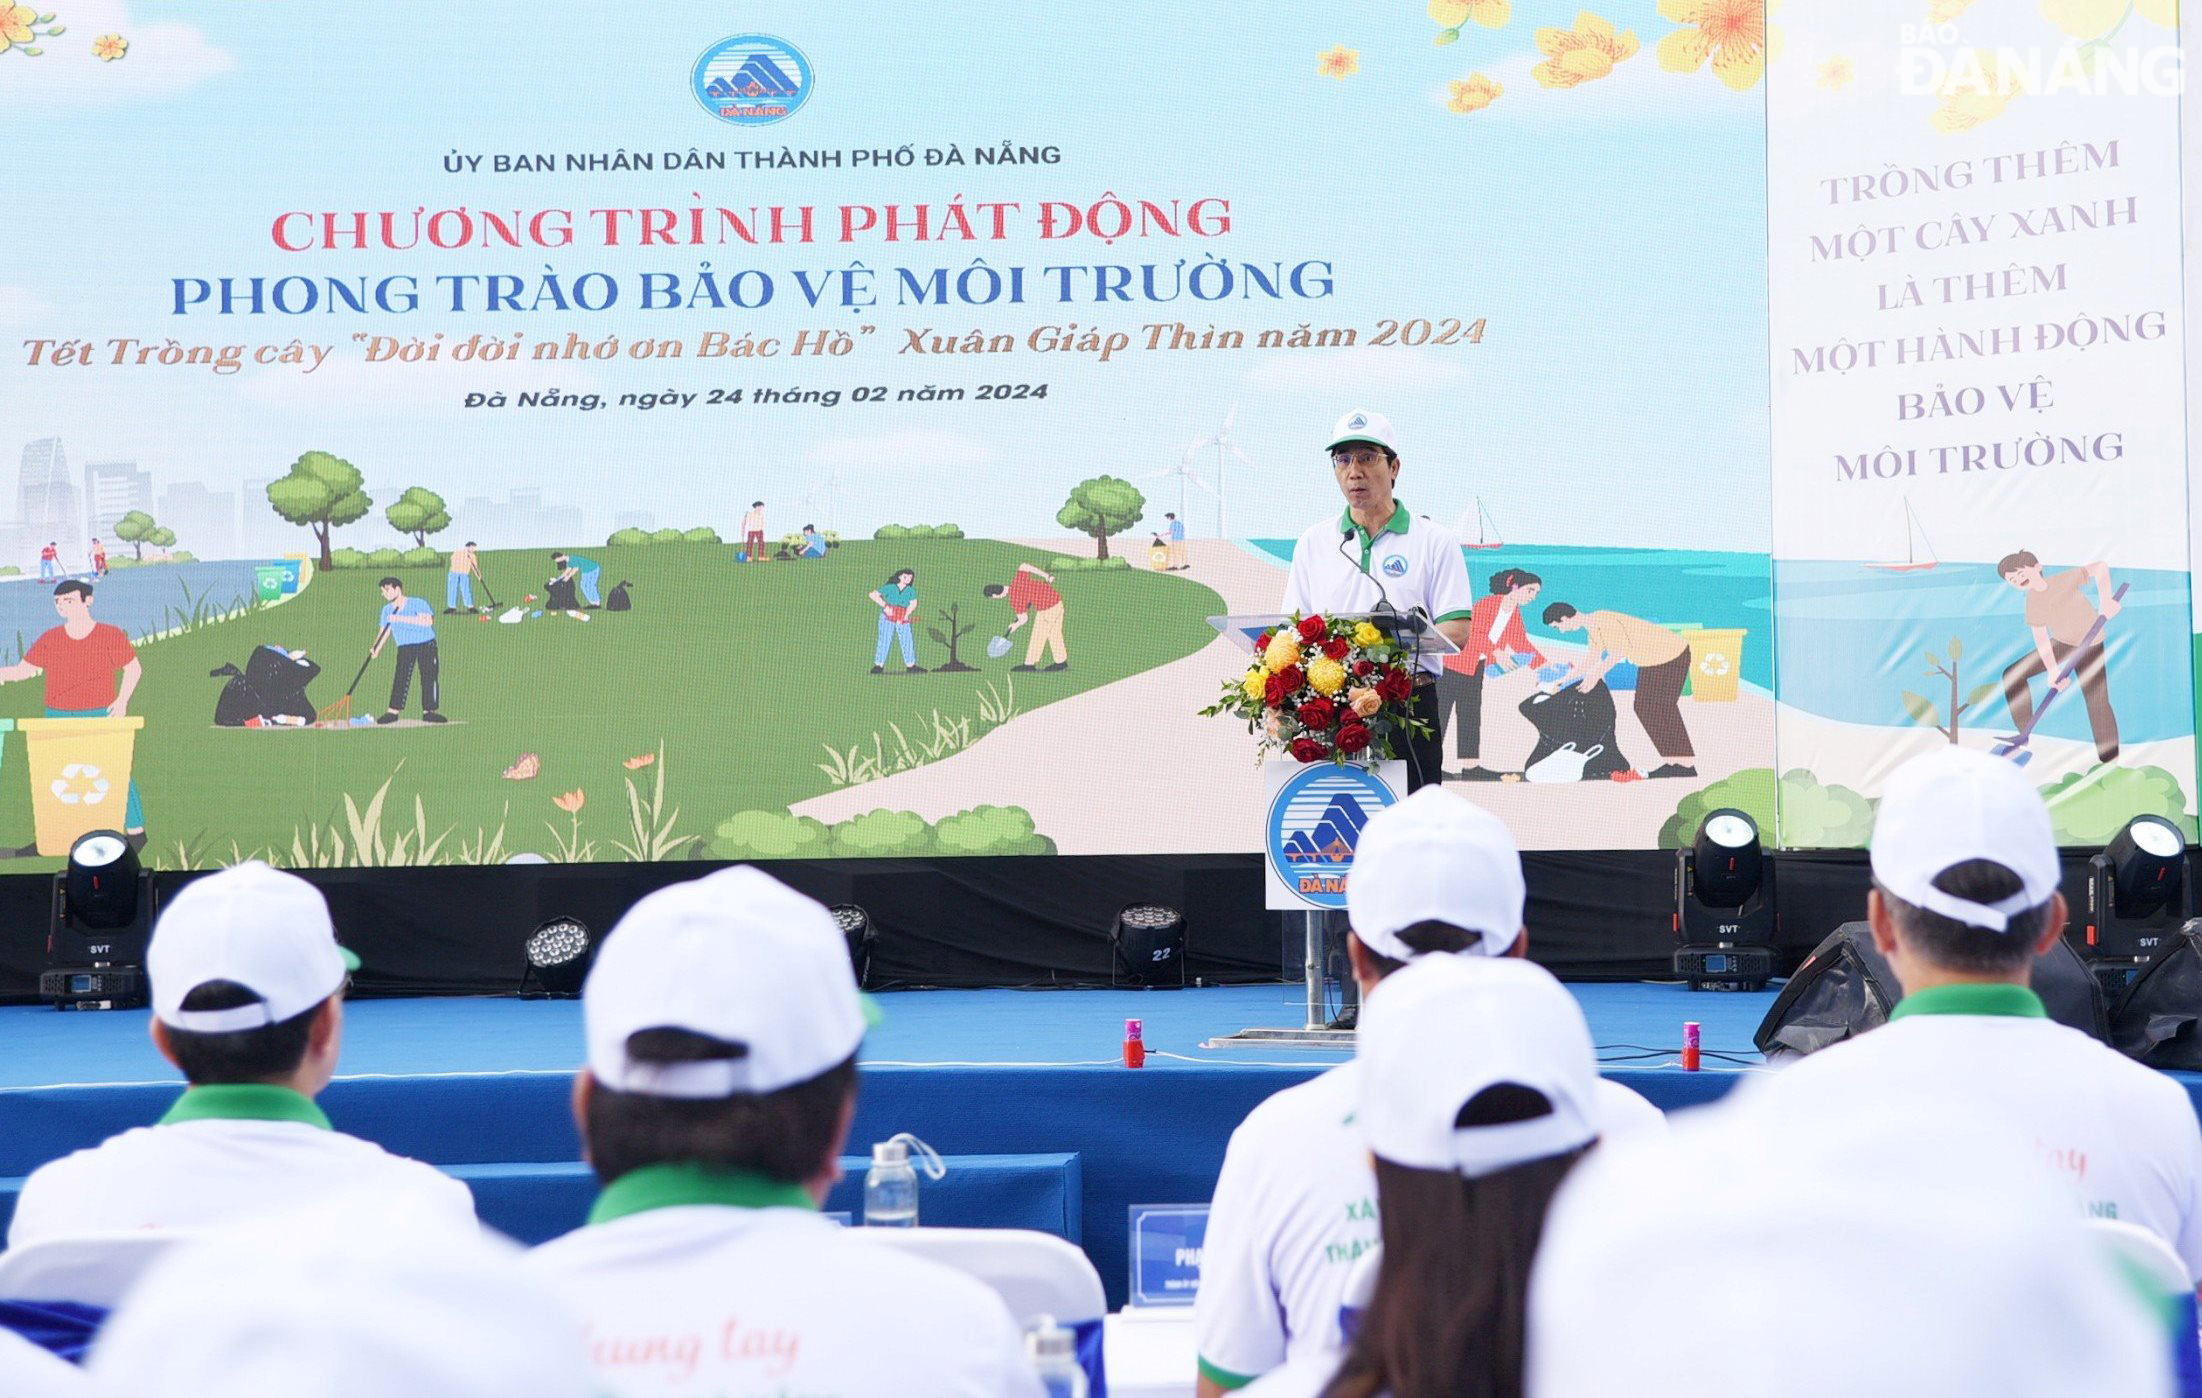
[
  {"xmin": 545, "ymin": 575, "xmax": 581, "ymax": 611},
  {"xmin": 2111, "ymin": 921, "xmax": 2202, "ymax": 1068},
  {"xmin": 242, "ymin": 645, "xmax": 321, "ymax": 722},
  {"xmin": 1758, "ymin": 919, "xmax": 2107, "ymax": 1063},
  {"xmin": 1516, "ymin": 683, "xmax": 1630, "ymax": 780},
  {"xmin": 209, "ymin": 663, "xmax": 266, "ymax": 727},
  {"xmin": 605, "ymin": 580, "xmax": 632, "ymax": 612}
]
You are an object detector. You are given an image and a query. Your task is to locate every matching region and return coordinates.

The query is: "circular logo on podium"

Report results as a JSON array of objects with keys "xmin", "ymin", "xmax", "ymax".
[
  {"xmin": 1266, "ymin": 763, "xmax": 1398, "ymax": 909},
  {"xmin": 691, "ymin": 35, "xmax": 814, "ymax": 126}
]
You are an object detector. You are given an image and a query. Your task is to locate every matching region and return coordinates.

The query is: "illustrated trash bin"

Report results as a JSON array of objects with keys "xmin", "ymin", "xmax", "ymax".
[
  {"xmin": 19, "ymin": 716, "xmax": 143, "ymax": 856},
  {"xmin": 254, "ymin": 565, "xmax": 288, "ymax": 602},
  {"xmin": 1147, "ymin": 541, "xmax": 1172, "ymax": 571},
  {"xmin": 1683, "ymin": 627, "xmax": 1748, "ymax": 703},
  {"xmin": 276, "ymin": 557, "xmax": 308, "ymax": 594}
]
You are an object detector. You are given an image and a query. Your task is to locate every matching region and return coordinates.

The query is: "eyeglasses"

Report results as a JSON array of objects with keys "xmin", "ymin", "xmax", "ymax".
[{"xmin": 1331, "ymin": 450, "xmax": 1389, "ymax": 470}]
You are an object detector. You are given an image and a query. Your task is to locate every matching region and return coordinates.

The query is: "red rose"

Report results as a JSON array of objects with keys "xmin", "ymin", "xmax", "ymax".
[
  {"xmin": 1264, "ymin": 673, "xmax": 1292, "ymax": 708},
  {"xmin": 1296, "ymin": 615, "xmax": 1327, "ymax": 643},
  {"xmin": 1376, "ymin": 668, "xmax": 1414, "ymax": 704},
  {"xmin": 1275, "ymin": 664, "xmax": 1306, "ymax": 694},
  {"xmin": 1353, "ymin": 660, "xmax": 1377, "ymax": 678},
  {"xmin": 1320, "ymin": 636, "xmax": 1350, "ymax": 661},
  {"xmin": 1256, "ymin": 632, "xmax": 1274, "ymax": 651},
  {"xmin": 1336, "ymin": 721, "xmax": 1372, "ymax": 756},
  {"xmin": 1289, "ymin": 736, "xmax": 1330, "ymax": 764},
  {"xmin": 1297, "ymin": 698, "xmax": 1338, "ymax": 730}
]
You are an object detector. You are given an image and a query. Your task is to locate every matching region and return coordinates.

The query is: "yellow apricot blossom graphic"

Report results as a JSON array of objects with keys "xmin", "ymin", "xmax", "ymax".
[
  {"xmin": 1448, "ymin": 73, "xmax": 1504, "ymax": 111},
  {"xmin": 1318, "ymin": 45, "xmax": 1361, "ymax": 79},
  {"xmin": 1532, "ymin": 12, "xmax": 1640, "ymax": 88}
]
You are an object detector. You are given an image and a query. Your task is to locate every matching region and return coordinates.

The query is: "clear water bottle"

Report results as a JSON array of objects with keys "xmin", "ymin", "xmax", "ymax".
[
  {"xmin": 1028, "ymin": 1315, "xmax": 1089, "ymax": 1398},
  {"xmin": 863, "ymin": 1132, "xmax": 943, "ymax": 1227}
]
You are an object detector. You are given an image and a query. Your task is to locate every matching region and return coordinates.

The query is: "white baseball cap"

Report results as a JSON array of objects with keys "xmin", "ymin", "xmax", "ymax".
[
  {"xmin": 147, "ymin": 862, "xmax": 359, "ymax": 1032},
  {"xmin": 1325, "ymin": 408, "xmax": 1400, "ymax": 457},
  {"xmin": 1870, "ymin": 747, "xmax": 2061, "ymax": 932},
  {"xmin": 1356, "ymin": 955, "xmax": 1599, "ymax": 1178},
  {"xmin": 89, "ymin": 1195, "xmax": 593, "ymax": 1398},
  {"xmin": 1348, "ymin": 787, "xmax": 1525, "ymax": 959},
  {"xmin": 1529, "ymin": 1091, "xmax": 2168, "ymax": 1397},
  {"xmin": 584, "ymin": 866, "xmax": 873, "ymax": 1099}
]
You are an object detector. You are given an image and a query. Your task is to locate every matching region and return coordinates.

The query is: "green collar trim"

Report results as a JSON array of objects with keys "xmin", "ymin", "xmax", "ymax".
[
  {"xmin": 159, "ymin": 1084, "xmax": 331, "ymax": 1130},
  {"xmin": 1890, "ymin": 983, "xmax": 2046, "ymax": 1021},
  {"xmin": 588, "ymin": 1161, "xmax": 817, "ymax": 1226},
  {"xmin": 1198, "ymin": 1356, "xmax": 1258, "ymax": 1390},
  {"xmin": 1338, "ymin": 502, "xmax": 1411, "ymax": 569}
]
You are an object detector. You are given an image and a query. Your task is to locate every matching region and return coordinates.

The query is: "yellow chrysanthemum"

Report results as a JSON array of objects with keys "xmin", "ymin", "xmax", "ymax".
[
  {"xmin": 1448, "ymin": 74, "xmax": 1504, "ymax": 111},
  {"xmin": 1352, "ymin": 622, "xmax": 1385, "ymax": 648},
  {"xmin": 92, "ymin": 33, "xmax": 128, "ymax": 61},
  {"xmin": 1241, "ymin": 668, "xmax": 1269, "ymax": 702},
  {"xmin": 1532, "ymin": 11, "xmax": 1640, "ymax": 88},
  {"xmin": 1656, "ymin": 0, "xmax": 1768, "ymax": 90},
  {"xmin": 2041, "ymin": 0, "xmax": 2124, "ymax": 36},
  {"xmin": 1264, "ymin": 635, "xmax": 1304, "ymax": 673},
  {"xmin": 1930, "ymin": 49, "xmax": 2024, "ymax": 133},
  {"xmin": 1307, "ymin": 657, "xmax": 1348, "ymax": 696},
  {"xmin": 1430, "ymin": 0, "xmax": 1512, "ymax": 28},
  {"xmin": 1318, "ymin": 45, "xmax": 1360, "ymax": 80},
  {"xmin": 1816, "ymin": 56, "xmax": 1852, "ymax": 89}
]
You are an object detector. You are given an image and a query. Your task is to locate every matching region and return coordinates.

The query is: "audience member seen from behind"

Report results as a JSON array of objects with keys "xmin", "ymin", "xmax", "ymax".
[
  {"xmin": 524, "ymin": 866, "xmax": 1042, "ymax": 1397},
  {"xmin": 90, "ymin": 1197, "xmax": 593, "ymax": 1398},
  {"xmin": 1196, "ymin": 788, "xmax": 1659, "ymax": 1397},
  {"xmin": 0, "ymin": 1331, "xmax": 86, "ymax": 1398},
  {"xmin": 1265, "ymin": 954, "xmax": 1611, "ymax": 1398},
  {"xmin": 6, "ymin": 862, "xmax": 475, "ymax": 1247},
  {"xmin": 1752, "ymin": 746, "xmax": 2202, "ymax": 1288},
  {"xmin": 1529, "ymin": 1093, "xmax": 2172, "ymax": 1397}
]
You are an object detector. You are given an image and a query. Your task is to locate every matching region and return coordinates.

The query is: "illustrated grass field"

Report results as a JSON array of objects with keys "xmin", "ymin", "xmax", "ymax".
[{"xmin": 0, "ymin": 540, "xmax": 1224, "ymax": 868}]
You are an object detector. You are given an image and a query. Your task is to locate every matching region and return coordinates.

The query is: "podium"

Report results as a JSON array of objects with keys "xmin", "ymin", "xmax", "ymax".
[{"xmin": 1202, "ymin": 612, "xmax": 1456, "ymax": 1048}]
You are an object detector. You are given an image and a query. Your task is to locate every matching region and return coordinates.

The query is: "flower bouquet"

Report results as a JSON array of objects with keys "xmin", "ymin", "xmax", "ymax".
[{"xmin": 1201, "ymin": 613, "xmax": 1429, "ymax": 764}]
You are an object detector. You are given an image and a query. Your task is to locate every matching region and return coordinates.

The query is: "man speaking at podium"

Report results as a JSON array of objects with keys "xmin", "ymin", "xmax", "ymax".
[{"xmin": 1281, "ymin": 410, "xmax": 1477, "ymax": 792}]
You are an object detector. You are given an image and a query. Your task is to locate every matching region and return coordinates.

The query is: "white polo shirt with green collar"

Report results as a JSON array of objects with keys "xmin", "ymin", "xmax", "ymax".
[
  {"xmin": 1755, "ymin": 982, "xmax": 2202, "ymax": 1280},
  {"xmin": 6, "ymin": 1084, "xmax": 478, "ymax": 1248},
  {"xmin": 523, "ymin": 1161, "xmax": 1044, "ymax": 1397},
  {"xmin": 1281, "ymin": 503, "xmax": 1476, "ymax": 678}
]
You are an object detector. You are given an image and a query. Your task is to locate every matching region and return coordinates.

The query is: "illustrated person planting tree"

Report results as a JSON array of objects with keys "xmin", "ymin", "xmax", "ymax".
[{"xmin": 868, "ymin": 567, "xmax": 926, "ymax": 675}]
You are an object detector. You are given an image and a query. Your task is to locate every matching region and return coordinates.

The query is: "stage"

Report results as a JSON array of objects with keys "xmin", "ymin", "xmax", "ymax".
[{"xmin": 0, "ymin": 980, "xmax": 1761, "ymax": 1305}]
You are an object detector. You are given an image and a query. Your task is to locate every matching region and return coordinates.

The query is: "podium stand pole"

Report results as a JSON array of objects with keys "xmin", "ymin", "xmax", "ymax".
[{"xmin": 1205, "ymin": 909, "xmax": 1356, "ymax": 1050}]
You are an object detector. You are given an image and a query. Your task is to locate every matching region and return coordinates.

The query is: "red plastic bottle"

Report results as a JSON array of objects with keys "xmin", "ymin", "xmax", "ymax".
[
  {"xmin": 1681, "ymin": 1021, "xmax": 1702, "ymax": 1072},
  {"xmin": 1123, "ymin": 1018, "xmax": 1146, "ymax": 1069}
]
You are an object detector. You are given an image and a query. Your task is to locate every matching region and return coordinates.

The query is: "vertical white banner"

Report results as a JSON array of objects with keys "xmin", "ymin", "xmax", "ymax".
[{"xmin": 1768, "ymin": 0, "xmax": 2194, "ymax": 845}]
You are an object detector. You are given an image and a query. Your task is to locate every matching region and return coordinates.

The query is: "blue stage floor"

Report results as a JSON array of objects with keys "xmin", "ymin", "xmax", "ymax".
[{"xmin": 0, "ymin": 983, "xmax": 1777, "ymax": 1305}]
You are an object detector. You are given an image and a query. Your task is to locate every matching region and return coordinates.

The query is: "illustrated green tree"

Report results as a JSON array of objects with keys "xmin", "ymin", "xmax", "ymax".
[
  {"xmin": 267, "ymin": 451, "xmax": 372, "ymax": 570},
  {"xmin": 1900, "ymin": 636, "xmax": 1997, "ymax": 745},
  {"xmin": 113, "ymin": 509, "xmax": 157, "ymax": 560},
  {"xmin": 147, "ymin": 526, "xmax": 177, "ymax": 554},
  {"xmin": 385, "ymin": 486, "xmax": 452, "ymax": 547},
  {"xmin": 1055, "ymin": 475, "xmax": 1146, "ymax": 559},
  {"xmin": 927, "ymin": 601, "xmax": 978, "ymax": 673}
]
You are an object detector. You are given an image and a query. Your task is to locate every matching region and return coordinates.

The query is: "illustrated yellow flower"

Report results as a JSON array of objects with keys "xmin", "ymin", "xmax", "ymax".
[
  {"xmin": 1430, "ymin": 0, "xmax": 1512, "ymax": 29},
  {"xmin": 1307, "ymin": 656, "xmax": 1348, "ymax": 696},
  {"xmin": 1532, "ymin": 12, "xmax": 1640, "ymax": 88},
  {"xmin": 1242, "ymin": 668, "xmax": 1269, "ymax": 702},
  {"xmin": 1817, "ymin": 56, "xmax": 1852, "ymax": 89},
  {"xmin": 1347, "ymin": 686, "xmax": 1384, "ymax": 719},
  {"xmin": 2136, "ymin": 0, "xmax": 2178, "ymax": 27},
  {"xmin": 0, "ymin": 4, "xmax": 35, "ymax": 54},
  {"xmin": 1930, "ymin": 49, "xmax": 2024, "ymax": 133},
  {"xmin": 1318, "ymin": 45, "xmax": 1360, "ymax": 80},
  {"xmin": 92, "ymin": 33, "xmax": 128, "ymax": 61},
  {"xmin": 553, "ymin": 789, "xmax": 585, "ymax": 814},
  {"xmin": 1351, "ymin": 622, "xmax": 1385, "ymax": 648},
  {"xmin": 2041, "ymin": 0, "xmax": 2124, "ymax": 36},
  {"xmin": 1264, "ymin": 634, "xmax": 1304, "ymax": 673},
  {"xmin": 1928, "ymin": 0, "xmax": 1976, "ymax": 20},
  {"xmin": 1448, "ymin": 74, "xmax": 1505, "ymax": 111},
  {"xmin": 1657, "ymin": 0, "xmax": 1768, "ymax": 90}
]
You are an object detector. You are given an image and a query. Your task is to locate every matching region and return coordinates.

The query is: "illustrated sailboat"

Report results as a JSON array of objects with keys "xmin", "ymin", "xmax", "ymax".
[
  {"xmin": 1866, "ymin": 496, "xmax": 1938, "ymax": 573},
  {"xmin": 1462, "ymin": 496, "xmax": 1504, "ymax": 551}
]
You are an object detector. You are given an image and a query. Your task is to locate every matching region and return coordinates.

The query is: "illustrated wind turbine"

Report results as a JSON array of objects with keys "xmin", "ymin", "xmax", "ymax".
[
  {"xmin": 1182, "ymin": 404, "xmax": 1252, "ymax": 538},
  {"xmin": 1141, "ymin": 441, "xmax": 1216, "ymax": 523},
  {"xmin": 803, "ymin": 466, "xmax": 852, "ymax": 534}
]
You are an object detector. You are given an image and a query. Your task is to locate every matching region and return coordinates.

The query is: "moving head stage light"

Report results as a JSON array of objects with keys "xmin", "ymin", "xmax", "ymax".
[
  {"xmin": 1673, "ymin": 809, "xmax": 1776, "ymax": 992},
  {"xmin": 2084, "ymin": 815, "xmax": 2190, "ymax": 989},
  {"xmin": 42, "ymin": 829, "xmax": 155, "ymax": 1010}
]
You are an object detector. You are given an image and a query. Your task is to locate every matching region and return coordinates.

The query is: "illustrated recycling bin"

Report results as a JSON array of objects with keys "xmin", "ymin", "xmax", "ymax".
[
  {"xmin": 254, "ymin": 565, "xmax": 288, "ymax": 602},
  {"xmin": 276, "ymin": 556, "xmax": 309, "ymax": 593},
  {"xmin": 19, "ymin": 716, "xmax": 143, "ymax": 856},
  {"xmin": 1683, "ymin": 627, "xmax": 1748, "ymax": 703},
  {"xmin": 1148, "ymin": 541, "xmax": 1172, "ymax": 571}
]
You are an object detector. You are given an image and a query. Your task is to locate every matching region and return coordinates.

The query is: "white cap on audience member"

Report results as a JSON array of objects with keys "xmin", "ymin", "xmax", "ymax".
[
  {"xmin": 1356, "ymin": 956, "xmax": 1598, "ymax": 1177},
  {"xmin": 1348, "ymin": 787, "xmax": 1525, "ymax": 960},
  {"xmin": 147, "ymin": 862, "xmax": 359, "ymax": 1032},
  {"xmin": 585, "ymin": 866, "xmax": 872, "ymax": 1100},
  {"xmin": 1870, "ymin": 747, "xmax": 2060, "ymax": 932},
  {"xmin": 1528, "ymin": 1093, "xmax": 2170, "ymax": 1398},
  {"xmin": 0, "ymin": 1330, "xmax": 87, "ymax": 1397},
  {"xmin": 89, "ymin": 1196, "xmax": 593, "ymax": 1398},
  {"xmin": 1325, "ymin": 408, "xmax": 1402, "ymax": 458}
]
